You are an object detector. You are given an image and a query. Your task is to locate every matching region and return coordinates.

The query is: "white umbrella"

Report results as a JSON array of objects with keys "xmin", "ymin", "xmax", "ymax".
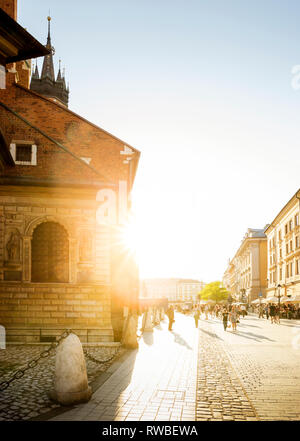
[
  {"xmin": 266, "ymin": 296, "xmax": 278, "ymax": 303},
  {"xmin": 251, "ymin": 299, "xmax": 260, "ymax": 304},
  {"xmin": 284, "ymin": 295, "xmax": 300, "ymax": 303},
  {"xmin": 280, "ymin": 296, "xmax": 292, "ymax": 303},
  {"xmin": 261, "ymin": 298, "xmax": 269, "ymax": 304}
]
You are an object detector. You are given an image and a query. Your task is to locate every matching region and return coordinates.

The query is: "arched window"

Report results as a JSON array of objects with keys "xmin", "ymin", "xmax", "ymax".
[{"xmin": 31, "ymin": 222, "xmax": 69, "ymax": 283}]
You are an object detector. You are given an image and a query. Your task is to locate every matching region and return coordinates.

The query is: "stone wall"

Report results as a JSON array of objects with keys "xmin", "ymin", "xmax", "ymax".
[{"xmin": 0, "ymin": 283, "xmax": 113, "ymax": 343}]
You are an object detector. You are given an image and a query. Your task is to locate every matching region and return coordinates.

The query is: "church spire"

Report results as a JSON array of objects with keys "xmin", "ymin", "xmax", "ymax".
[
  {"xmin": 30, "ymin": 16, "xmax": 69, "ymax": 107},
  {"xmin": 31, "ymin": 61, "xmax": 39, "ymax": 80},
  {"xmin": 41, "ymin": 16, "xmax": 55, "ymax": 81}
]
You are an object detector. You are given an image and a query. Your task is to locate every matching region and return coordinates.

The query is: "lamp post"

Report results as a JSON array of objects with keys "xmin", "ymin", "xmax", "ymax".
[{"xmin": 276, "ymin": 284, "xmax": 282, "ymax": 308}]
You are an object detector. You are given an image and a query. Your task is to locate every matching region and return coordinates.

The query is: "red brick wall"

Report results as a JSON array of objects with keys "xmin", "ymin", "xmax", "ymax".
[
  {"xmin": 0, "ymin": 0, "xmax": 17, "ymax": 19},
  {"xmin": 0, "ymin": 84, "xmax": 139, "ymax": 185}
]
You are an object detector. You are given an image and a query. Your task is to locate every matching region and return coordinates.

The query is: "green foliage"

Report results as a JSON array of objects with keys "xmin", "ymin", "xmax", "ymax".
[{"xmin": 198, "ymin": 281, "xmax": 228, "ymax": 303}]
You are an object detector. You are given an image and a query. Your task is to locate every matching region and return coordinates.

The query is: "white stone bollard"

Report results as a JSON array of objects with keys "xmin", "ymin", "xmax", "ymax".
[
  {"xmin": 123, "ymin": 314, "xmax": 139, "ymax": 349},
  {"xmin": 144, "ymin": 307, "xmax": 154, "ymax": 332},
  {"xmin": 50, "ymin": 333, "xmax": 92, "ymax": 406},
  {"xmin": 160, "ymin": 308, "xmax": 165, "ymax": 321}
]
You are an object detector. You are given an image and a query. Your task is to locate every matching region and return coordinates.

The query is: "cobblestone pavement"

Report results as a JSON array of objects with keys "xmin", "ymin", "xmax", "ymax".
[
  {"xmin": 207, "ymin": 313, "xmax": 300, "ymax": 421},
  {"xmin": 4, "ymin": 313, "xmax": 299, "ymax": 422},
  {"xmin": 0, "ymin": 344, "xmax": 123, "ymax": 421},
  {"xmin": 196, "ymin": 318, "xmax": 258, "ymax": 421},
  {"xmin": 51, "ymin": 314, "xmax": 199, "ymax": 421}
]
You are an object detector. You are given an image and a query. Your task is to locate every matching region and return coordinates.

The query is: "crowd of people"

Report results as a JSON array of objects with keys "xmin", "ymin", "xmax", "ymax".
[
  {"xmin": 191, "ymin": 303, "xmax": 248, "ymax": 332},
  {"xmin": 253, "ymin": 302, "xmax": 300, "ymax": 322},
  {"xmin": 166, "ymin": 301, "xmax": 300, "ymax": 333}
]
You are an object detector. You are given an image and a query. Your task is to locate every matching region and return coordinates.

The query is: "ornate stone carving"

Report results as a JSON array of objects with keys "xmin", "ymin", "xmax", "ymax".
[{"xmin": 6, "ymin": 230, "xmax": 20, "ymax": 262}]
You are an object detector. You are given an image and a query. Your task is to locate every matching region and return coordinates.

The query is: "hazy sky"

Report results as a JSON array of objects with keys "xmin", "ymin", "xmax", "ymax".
[{"xmin": 18, "ymin": 0, "xmax": 300, "ymax": 282}]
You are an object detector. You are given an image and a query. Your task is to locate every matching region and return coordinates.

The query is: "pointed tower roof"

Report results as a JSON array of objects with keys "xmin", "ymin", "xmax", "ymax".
[
  {"xmin": 40, "ymin": 16, "xmax": 55, "ymax": 80},
  {"xmin": 31, "ymin": 62, "xmax": 39, "ymax": 80},
  {"xmin": 30, "ymin": 16, "xmax": 70, "ymax": 107},
  {"xmin": 56, "ymin": 59, "xmax": 62, "ymax": 82}
]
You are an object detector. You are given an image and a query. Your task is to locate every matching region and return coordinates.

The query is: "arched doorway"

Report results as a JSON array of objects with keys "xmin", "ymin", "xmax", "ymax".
[{"xmin": 31, "ymin": 222, "xmax": 69, "ymax": 282}]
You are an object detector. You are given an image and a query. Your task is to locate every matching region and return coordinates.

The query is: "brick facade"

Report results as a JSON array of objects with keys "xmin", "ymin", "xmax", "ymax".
[{"xmin": 0, "ymin": 1, "xmax": 140, "ymax": 343}]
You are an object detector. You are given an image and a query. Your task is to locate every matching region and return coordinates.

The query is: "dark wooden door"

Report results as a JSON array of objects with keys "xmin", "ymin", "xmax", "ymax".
[{"xmin": 31, "ymin": 222, "xmax": 69, "ymax": 282}]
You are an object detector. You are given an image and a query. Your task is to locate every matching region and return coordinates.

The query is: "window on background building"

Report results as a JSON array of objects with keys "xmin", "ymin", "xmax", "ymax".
[
  {"xmin": 296, "ymin": 236, "xmax": 300, "ymax": 248},
  {"xmin": 290, "ymin": 240, "xmax": 293, "ymax": 252},
  {"xmin": 295, "ymin": 214, "xmax": 299, "ymax": 227},
  {"xmin": 290, "ymin": 262, "xmax": 293, "ymax": 277},
  {"xmin": 286, "ymin": 243, "xmax": 289, "ymax": 254},
  {"xmin": 272, "ymin": 237, "xmax": 275, "ymax": 247},
  {"xmin": 286, "ymin": 264, "xmax": 289, "ymax": 278},
  {"xmin": 285, "ymin": 224, "xmax": 288, "ymax": 235},
  {"xmin": 296, "ymin": 260, "xmax": 300, "ymax": 276},
  {"xmin": 279, "ymin": 248, "xmax": 282, "ymax": 258},
  {"xmin": 280, "ymin": 268, "xmax": 282, "ymax": 280},
  {"xmin": 278, "ymin": 230, "xmax": 282, "ymax": 241},
  {"xmin": 289, "ymin": 220, "xmax": 293, "ymax": 231},
  {"xmin": 270, "ymin": 255, "xmax": 272, "ymax": 265}
]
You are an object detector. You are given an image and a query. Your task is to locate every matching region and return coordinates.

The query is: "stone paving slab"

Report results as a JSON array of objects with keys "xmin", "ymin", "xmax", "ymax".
[{"xmin": 51, "ymin": 314, "xmax": 199, "ymax": 421}]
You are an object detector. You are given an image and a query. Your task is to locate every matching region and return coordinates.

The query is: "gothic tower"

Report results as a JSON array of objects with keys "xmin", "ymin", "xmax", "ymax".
[{"xmin": 30, "ymin": 16, "xmax": 69, "ymax": 107}]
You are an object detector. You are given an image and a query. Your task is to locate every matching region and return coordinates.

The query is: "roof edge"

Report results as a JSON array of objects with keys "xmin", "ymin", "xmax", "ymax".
[{"xmin": 15, "ymin": 83, "xmax": 141, "ymax": 155}]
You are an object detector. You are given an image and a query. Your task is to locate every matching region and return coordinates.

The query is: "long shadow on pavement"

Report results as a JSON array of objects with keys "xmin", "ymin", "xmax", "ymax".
[
  {"xmin": 170, "ymin": 331, "xmax": 193, "ymax": 350},
  {"xmin": 227, "ymin": 330, "xmax": 276, "ymax": 342},
  {"xmin": 198, "ymin": 327, "xmax": 223, "ymax": 341}
]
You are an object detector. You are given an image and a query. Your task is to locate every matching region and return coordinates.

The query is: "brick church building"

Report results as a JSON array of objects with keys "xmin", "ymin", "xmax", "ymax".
[{"xmin": 0, "ymin": 0, "xmax": 140, "ymax": 343}]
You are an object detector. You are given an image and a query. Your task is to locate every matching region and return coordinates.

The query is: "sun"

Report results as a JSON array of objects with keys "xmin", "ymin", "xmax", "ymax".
[{"xmin": 121, "ymin": 218, "xmax": 140, "ymax": 258}]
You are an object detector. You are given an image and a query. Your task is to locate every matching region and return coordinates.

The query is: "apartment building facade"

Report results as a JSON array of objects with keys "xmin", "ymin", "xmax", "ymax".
[
  {"xmin": 223, "ymin": 228, "xmax": 268, "ymax": 303},
  {"xmin": 265, "ymin": 190, "xmax": 300, "ymax": 299}
]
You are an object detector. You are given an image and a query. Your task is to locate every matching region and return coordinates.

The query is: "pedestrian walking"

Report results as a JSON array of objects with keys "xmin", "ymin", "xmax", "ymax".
[
  {"xmin": 229, "ymin": 307, "xmax": 238, "ymax": 331},
  {"xmin": 204, "ymin": 305, "xmax": 209, "ymax": 320},
  {"xmin": 166, "ymin": 305, "xmax": 175, "ymax": 331},
  {"xmin": 264, "ymin": 304, "xmax": 269, "ymax": 320},
  {"xmin": 258, "ymin": 304, "xmax": 264, "ymax": 319},
  {"xmin": 274, "ymin": 305, "xmax": 280, "ymax": 324},
  {"xmin": 193, "ymin": 309, "xmax": 200, "ymax": 328},
  {"xmin": 240, "ymin": 304, "xmax": 247, "ymax": 318},
  {"xmin": 222, "ymin": 308, "xmax": 229, "ymax": 331},
  {"xmin": 269, "ymin": 303, "xmax": 276, "ymax": 324}
]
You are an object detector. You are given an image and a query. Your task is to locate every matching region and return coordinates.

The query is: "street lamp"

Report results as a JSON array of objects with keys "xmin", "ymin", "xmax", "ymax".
[{"xmin": 276, "ymin": 284, "xmax": 282, "ymax": 307}]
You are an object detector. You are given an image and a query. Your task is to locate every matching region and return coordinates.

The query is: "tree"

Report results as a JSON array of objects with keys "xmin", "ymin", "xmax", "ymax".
[{"xmin": 198, "ymin": 281, "xmax": 228, "ymax": 303}]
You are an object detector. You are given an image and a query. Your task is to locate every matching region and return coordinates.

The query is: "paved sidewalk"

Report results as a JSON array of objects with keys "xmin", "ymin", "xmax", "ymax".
[
  {"xmin": 50, "ymin": 312, "xmax": 300, "ymax": 422},
  {"xmin": 51, "ymin": 313, "xmax": 199, "ymax": 421}
]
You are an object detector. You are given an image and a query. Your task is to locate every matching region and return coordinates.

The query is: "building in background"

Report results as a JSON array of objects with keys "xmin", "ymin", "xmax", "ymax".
[
  {"xmin": 140, "ymin": 278, "xmax": 204, "ymax": 303},
  {"xmin": 176, "ymin": 279, "xmax": 205, "ymax": 303},
  {"xmin": 0, "ymin": 1, "xmax": 140, "ymax": 344},
  {"xmin": 223, "ymin": 228, "xmax": 267, "ymax": 303},
  {"xmin": 265, "ymin": 189, "xmax": 300, "ymax": 300}
]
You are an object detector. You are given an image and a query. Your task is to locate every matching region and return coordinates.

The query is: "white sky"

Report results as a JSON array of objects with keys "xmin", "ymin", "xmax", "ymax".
[{"xmin": 19, "ymin": 0, "xmax": 300, "ymax": 282}]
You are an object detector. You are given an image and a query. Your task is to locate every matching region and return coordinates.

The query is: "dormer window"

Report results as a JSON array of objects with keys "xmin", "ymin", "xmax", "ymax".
[{"xmin": 10, "ymin": 141, "xmax": 37, "ymax": 165}]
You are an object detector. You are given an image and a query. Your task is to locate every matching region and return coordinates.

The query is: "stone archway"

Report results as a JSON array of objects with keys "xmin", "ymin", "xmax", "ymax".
[{"xmin": 31, "ymin": 221, "xmax": 69, "ymax": 283}]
